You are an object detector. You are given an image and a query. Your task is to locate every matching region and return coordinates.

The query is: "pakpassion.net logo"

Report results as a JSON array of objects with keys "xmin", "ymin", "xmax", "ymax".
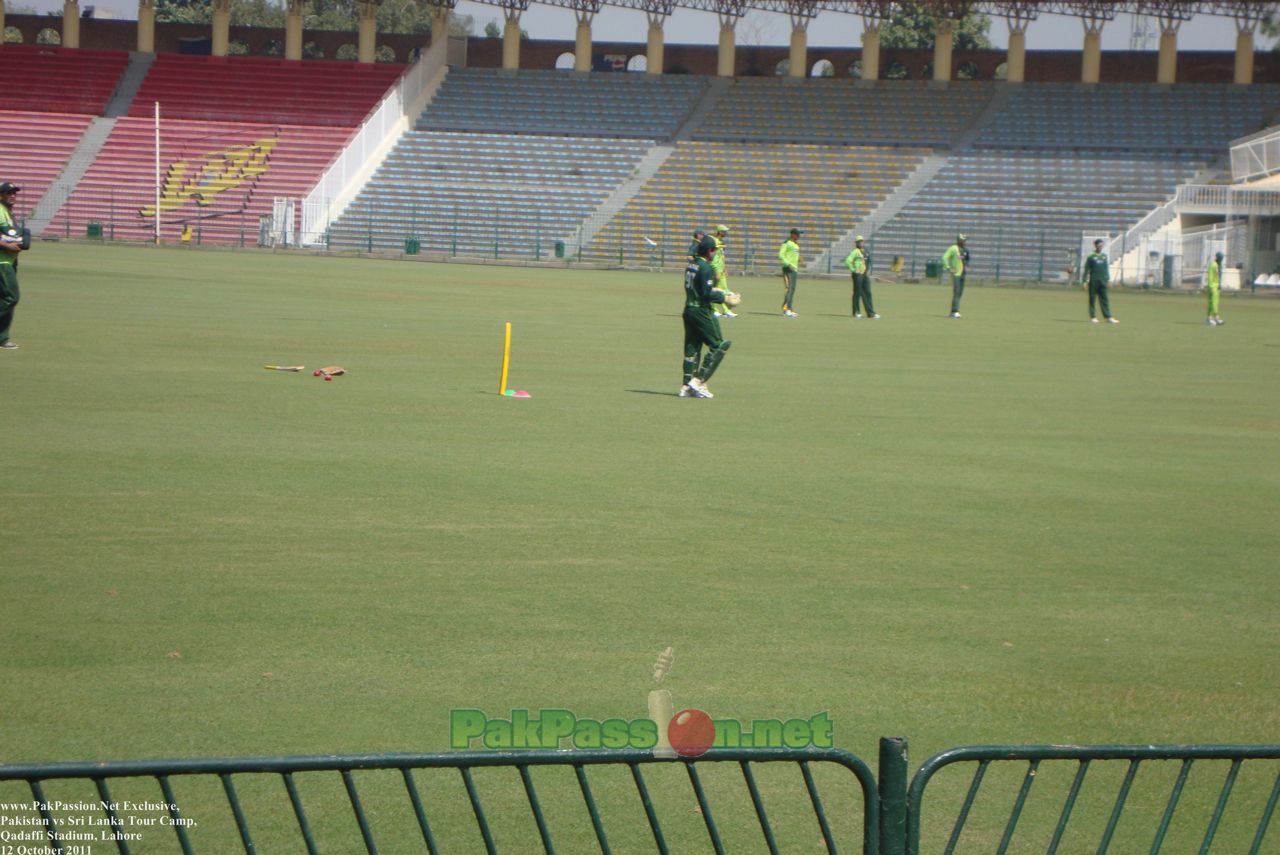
[
  {"xmin": 450, "ymin": 708, "xmax": 834, "ymax": 757},
  {"xmin": 451, "ymin": 645, "xmax": 831, "ymax": 759}
]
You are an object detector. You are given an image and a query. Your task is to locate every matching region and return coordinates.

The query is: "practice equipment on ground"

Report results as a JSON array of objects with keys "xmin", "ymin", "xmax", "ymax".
[{"xmin": 263, "ymin": 364, "xmax": 305, "ymax": 372}]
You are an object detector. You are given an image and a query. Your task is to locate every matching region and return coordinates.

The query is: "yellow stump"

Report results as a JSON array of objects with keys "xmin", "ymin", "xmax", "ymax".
[{"xmin": 499, "ymin": 322, "xmax": 512, "ymax": 395}]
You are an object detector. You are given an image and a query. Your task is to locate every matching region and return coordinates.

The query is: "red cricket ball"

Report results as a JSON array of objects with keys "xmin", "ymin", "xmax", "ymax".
[
  {"xmin": 667, "ymin": 708, "xmax": 715, "ymax": 758},
  {"xmin": 324, "ymin": 374, "xmax": 333, "ymax": 381}
]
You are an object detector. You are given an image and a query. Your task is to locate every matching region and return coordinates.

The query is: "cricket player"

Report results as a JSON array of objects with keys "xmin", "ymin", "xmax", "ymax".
[
  {"xmin": 686, "ymin": 227, "xmax": 706, "ymax": 264},
  {"xmin": 942, "ymin": 234, "xmax": 967, "ymax": 318},
  {"xmin": 680, "ymin": 235, "xmax": 732, "ymax": 399},
  {"xmin": 778, "ymin": 228, "xmax": 802, "ymax": 317},
  {"xmin": 0, "ymin": 181, "xmax": 25, "ymax": 350},
  {"xmin": 711, "ymin": 224, "xmax": 735, "ymax": 318},
  {"xmin": 844, "ymin": 235, "xmax": 879, "ymax": 319},
  {"xmin": 1083, "ymin": 238, "xmax": 1119, "ymax": 324},
  {"xmin": 1205, "ymin": 251, "xmax": 1225, "ymax": 326}
]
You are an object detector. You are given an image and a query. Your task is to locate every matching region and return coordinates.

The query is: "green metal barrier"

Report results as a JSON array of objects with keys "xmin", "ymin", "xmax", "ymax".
[
  {"xmin": 0, "ymin": 747, "xmax": 878, "ymax": 854},
  {"xmin": 906, "ymin": 744, "xmax": 1280, "ymax": 855}
]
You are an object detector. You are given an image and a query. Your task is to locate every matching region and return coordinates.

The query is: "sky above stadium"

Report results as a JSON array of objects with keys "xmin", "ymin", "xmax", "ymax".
[{"xmin": 21, "ymin": 0, "xmax": 1273, "ymax": 52}]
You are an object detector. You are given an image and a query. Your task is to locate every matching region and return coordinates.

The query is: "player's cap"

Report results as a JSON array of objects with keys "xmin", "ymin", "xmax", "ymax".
[
  {"xmin": 0, "ymin": 182, "xmax": 20, "ymax": 194},
  {"xmin": 855, "ymin": 235, "xmax": 865, "ymax": 242},
  {"xmin": 790, "ymin": 228, "xmax": 802, "ymax": 236},
  {"xmin": 715, "ymin": 223, "xmax": 730, "ymax": 234},
  {"xmin": 1215, "ymin": 251, "xmax": 1224, "ymax": 260},
  {"xmin": 957, "ymin": 233, "xmax": 967, "ymax": 242},
  {"xmin": 1094, "ymin": 238, "xmax": 1105, "ymax": 247},
  {"xmin": 693, "ymin": 227, "xmax": 706, "ymax": 237},
  {"xmin": 697, "ymin": 235, "xmax": 718, "ymax": 254}
]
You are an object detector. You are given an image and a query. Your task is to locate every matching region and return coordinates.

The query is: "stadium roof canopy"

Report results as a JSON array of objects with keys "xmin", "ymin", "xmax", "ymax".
[{"xmin": 456, "ymin": 0, "xmax": 1276, "ymax": 28}]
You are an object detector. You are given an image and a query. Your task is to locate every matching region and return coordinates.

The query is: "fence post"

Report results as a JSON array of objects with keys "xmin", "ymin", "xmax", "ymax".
[
  {"xmin": 994, "ymin": 223, "xmax": 1002, "ymax": 284},
  {"xmin": 910, "ymin": 225, "xmax": 917, "ymax": 278},
  {"xmin": 879, "ymin": 736, "xmax": 908, "ymax": 855},
  {"xmin": 1037, "ymin": 230, "xmax": 1045, "ymax": 282}
]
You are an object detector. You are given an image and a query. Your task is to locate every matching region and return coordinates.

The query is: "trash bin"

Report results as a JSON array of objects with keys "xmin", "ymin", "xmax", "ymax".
[
  {"xmin": 555, "ymin": 241, "xmax": 566, "ymax": 259},
  {"xmin": 404, "ymin": 237, "xmax": 420, "ymax": 255},
  {"xmin": 1162, "ymin": 254, "xmax": 1174, "ymax": 289},
  {"xmin": 86, "ymin": 221, "xmax": 102, "ymax": 239},
  {"xmin": 925, "ymin": 259, "xmax": 941, "ymax": 279}
]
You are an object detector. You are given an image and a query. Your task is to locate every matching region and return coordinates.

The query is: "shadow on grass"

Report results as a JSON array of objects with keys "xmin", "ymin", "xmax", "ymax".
[{"xmin": 628, "ymin": 389, "xmax": 684, "ymax": 397}]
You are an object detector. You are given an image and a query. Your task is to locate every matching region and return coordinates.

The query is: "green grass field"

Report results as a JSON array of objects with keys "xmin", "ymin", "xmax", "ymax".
[{"xmin": 2, "ymin": 243, "xmax": 1277, "ymax": 852}]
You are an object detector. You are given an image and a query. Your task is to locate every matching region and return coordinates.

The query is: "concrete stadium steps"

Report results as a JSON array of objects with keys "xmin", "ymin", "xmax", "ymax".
[
  {"xmin": 866, "ymin": 151, "xmax": 1204, "ymax": 282},
  {"xmin": 975, "ymin": 83, "xmax": 1280, "ymax": 154},
  {"xmin": 578, "ymin": 141, "xmax": 928, "ymax": 268},
  {"xmin": 0, "ymin": 45, "xmax": 129, "ymax": 115},
  {"xmin": 693, "ymin": 79, "xmax": 995, "ymax": 148},
  {"xmin": 43, "ymin": 118, "xmax": 352, "ymax": 243},
  {"xmin": 127, "ymin": 54, "xmax": 406, "ymax": 126},
  {"xmin": 327, "ymin": 132, "xmax": 653, "ymax": 256},
  {"xmin": 0, "ymin": 110, "xmax": 93, "ymax": 212},
  {"xmin": 418, "ymin": 67, "xmax": 709, "ymax": 140}
]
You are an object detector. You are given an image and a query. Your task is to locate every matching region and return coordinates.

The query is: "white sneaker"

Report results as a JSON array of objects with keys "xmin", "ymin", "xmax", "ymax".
[
  {"xmin": 871, "ymin": 314, "xmax": 881, "ymax": 320},
  {"xmin": 1206, "ymin": 318, "xmax": 1216, "ymax": 326},
  {"xmin": 722, "ymin": 311, "xmax": 737, "ymax": 319},
  {"xmin": 688, "ymin": 379, "xmax": 714, "ymax": 398},
  {"xmin": 854, "ymin": 313, "xmax": 863, "ymax": 319},
  {"xmin": 783, "ymin": 310, "xmax": 797, "ymax": 318},
  {"xmin": 678, "ymin": 385, "xmax": 692, "ymax": 397},
  {"xmin": 1216, "ymin": 318, "xmax": 1225, "ymax": 326},
  {"xmin": 1090, "ymin": 318, "xmax": 1099, "ymax": 324},
  {"xmin": 1107, "ymin": 317, "xmax": 1120, "ymax": 324},
  {"xmin": 949, "ymin": 312, "xmax": 961, "ymax": 319}
]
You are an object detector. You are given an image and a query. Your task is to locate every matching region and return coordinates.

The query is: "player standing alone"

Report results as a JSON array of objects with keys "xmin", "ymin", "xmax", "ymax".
[
  {"xmin": 1083, "ymin": 238, "xmax": 1119, "ymax": 324},
  {"xmin": 1205, "ymin": 251, "xmax": 1225, "ymax": 327},
  {"xmin": 943, "ymin": 234, "xmax": 967, "ymax": 318},
  {"xmin": 844, "ymin": 235, "xmax": 879, "ymax": 319},
  {"xmin": 778, "ymin": 228, "xmax": 802, "ymax": 317},
  {"xmin": 680, "ymin": 235, "xmax": 732, "ymax": 398}
]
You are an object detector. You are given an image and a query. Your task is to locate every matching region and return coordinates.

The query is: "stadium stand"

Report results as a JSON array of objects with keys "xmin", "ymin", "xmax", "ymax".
[
  {"xmin": 578, "ymin": 140, "xmax": 928, "ymax": 268},
  {"xmin": 42, "ymin": 118, "xmax": 356, "ymax": 243},
  {"xmin": 418, "ymin": 67, "xmax": 709, "ymax": 139},
  {"xmin": 0, "ymin": 44, "xmax": 129, "ymax": 115},
  {"xmin": 694, "ymin": 79, "xmax": 995, "ymax": 148},
  {"xmin": 975, "ymin": 83, "xmax": 1280, "ymax": 154},
  {"xmin": 863, "ymin": 84, "xmax": 1280, "ymax": 280},
  {"xmin": 0, "ymin": 110, "xmax": 93, "ymax": 207},
  {"xmin": 326, "ymin": 131, "xmax": 653, "ymax": 256},
  {"xmin": 127, "ymin": 54, "xmax": 405, "ymax": 126}
]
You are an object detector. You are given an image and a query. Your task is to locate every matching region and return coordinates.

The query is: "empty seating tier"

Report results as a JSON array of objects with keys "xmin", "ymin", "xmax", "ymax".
[
  {"xmin": 128, "ymin": 54, "xmax": 405, "ymax": 126},
  {"xmin": 866, "ymin": 151, "xmax": 1203, "ymax": 281},
  {"xmin": 695, "ymin": 79, "xmax": 995, "ymax": 148},
  {"xmin": 580, "ymin": 140, "xmax": 929, "ymax": 268},
  {"xmin": 0, "ymin": 110, "xmax": 92, "ymax": 208},
  {"xmin": 0, "ymin": 45, "xmax": 129, "ymax": 115},
  {"xmin": 418, "ymin": 68, "xmax": 709, "ymax": 140},
  {"xmin": 44, "ymin": 118, "xmax": 353, "ymax": 244},
  {"xmin": 327, "ymin": 131, "xmax": 653, "ymax": 256},
  {"xmin": 976, "ymin": 83, "xmax": 1280, "ymax": 154}
]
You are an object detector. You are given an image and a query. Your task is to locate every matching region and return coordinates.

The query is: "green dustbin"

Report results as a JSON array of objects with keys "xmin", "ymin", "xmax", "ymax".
[
  {"xmin": 86, "ymin": 222, "xmax": 102, "ymax": 239},
  {"xmin": 925, "ymin": 259, "xmax": 941, "ymax": 279},
  {"xmin": 1162, "ymin": 254, "xmax": 1174, "ymax": 289},
  {"xmin": 405, "ymin": 237, "xmax": 420, "ymax": 255},
  {"xmin": 554, "ymin": 240, "xmax": 565, "ymax": 259}
]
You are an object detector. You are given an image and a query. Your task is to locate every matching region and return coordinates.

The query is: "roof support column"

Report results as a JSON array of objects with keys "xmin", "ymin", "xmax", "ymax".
[
  {"xmin": 136, "ymin": 0, "xmax": 155, "ymax": 52},
  {"xmin": 285, "ymin": 0, "xmax": 304, "ymax": 60},
  {"xmin": 358, "ymin": 0, "xmax": 377, "ymax": 63},
  {"xmin": 62, "ymin": 0, "xmax": 80, "ymax": 48},
  {"xmin": 502, "ymin": 5, "xmax": 524, "ymax": 69},
  {"xmin": 211, "ymin": 0, "xmax": 230, "ymax": 56},
  {"xmin": 860, "ymin": 20, "xmax": 880, "ymax": 80},
  {"xmin": 933, "ymin": 17, "xmax": 954, "ymax": 82},
  {"xmin": 573, "ymin": 5, "xmax": 595, "ymax": 71}
]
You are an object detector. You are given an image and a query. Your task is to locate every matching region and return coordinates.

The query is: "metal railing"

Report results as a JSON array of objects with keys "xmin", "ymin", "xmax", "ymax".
[{"xmin": 905, "ymin": 744, "xmax": 1280, "ymax": 855}]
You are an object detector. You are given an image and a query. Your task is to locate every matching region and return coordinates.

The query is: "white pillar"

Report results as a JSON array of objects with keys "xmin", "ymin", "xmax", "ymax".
[
  {"xmin": 932, "ymin": 17, "xmax": 954, "ymax": 82},
  {"xmin": 788, "ymin": 21, "xmax": 807, "ymax": 78},
  {"xmin": 502, "ymin": 8, "xmax": 522, "ymax": 70},
  {"xmin": 136, "ymin": 0, "xmax": 155, "ymax": 53},
  {"xmin": 574, "ymin": 8, "xmax": 593, "ymax": 72},
  {"xmin": 211, "ymin": 0, "xmax": 231, "ymax": 57},
  {"xmin": 717, "ymin": 20, "xmax": 735, "ymax": 77},
  {"xmin": 645, "ymin": 12, "xmax": 664, "ymax": 75},
  {"xmin": 284, "ymin": 0, "xmax": 303, "ymax": 60},
  {"xmin": 1081, "ymin": 21, "xmax": 1103, "ymax": 84},
  {"xmin": 860, "ymin": 21, "xmax": 880, "ymax": 81},
  {"xmin": 1234, "ymin": 24, "xmax": 1255, "ymax": 85},
  {"xmin": 62, "ymin": 0, "xmax": 80, "ymax": 48},
  {"xmin": 358, "ymin": 0, "xmax": 377, "ymax": 64},
  {"xmin": 1156, "ymin": 24, "xmax": 1179, "ymax": 84}
]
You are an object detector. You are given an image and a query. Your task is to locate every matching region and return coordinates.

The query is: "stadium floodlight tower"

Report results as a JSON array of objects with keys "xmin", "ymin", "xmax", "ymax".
[
  {"xmin": 988, "ymin": 0, "xmax": 1041, "ymax": 81},
  {"xmin": 1215, "ymin": 0, "xmax": 1277, "ymax": 83},
  {"xmin": 1053, "ymin": 0, "xmax": 1121, "ymax": 82},
  {"xmin": 1135, "ymin": 0, "xmax": 1201, "ymax": 82}
]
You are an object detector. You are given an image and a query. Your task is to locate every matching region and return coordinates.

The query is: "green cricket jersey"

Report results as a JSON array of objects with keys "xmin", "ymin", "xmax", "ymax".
[
  {"xmin": 943, "ymin": 243, "xmax": 964, "ymax": 276},
  {"xmin": 1083, "ymin": 251, "xmax": 1110, "ymax": 285},
  {"xmin": 778, "ymin": 239, "xmax": 800, "ymax": 270},
  {"xmin": 711, "ymin": 236, "xmax": 726, "ymax": 277},
  {"xmin": 684, "ymin": 257, "xmax": 724, "ymax": 309},
  {"xmin": 843, "ymin": 246, "xmax": 867, "ymax": 274},
  {"xmin": 0, "ymin": 205, "xmax": 17, "ymax": 264},
  {"xmin": 1205, "ymin": 259, "xmax": 1221, "ymax": 289}
]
